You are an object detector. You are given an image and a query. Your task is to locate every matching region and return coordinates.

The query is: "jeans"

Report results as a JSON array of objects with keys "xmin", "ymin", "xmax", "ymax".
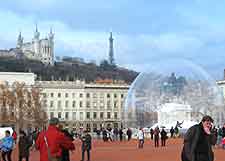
[
  {"xmin": 81, "ymin": 149, "xmax": 90, "ymax": 161},
  {"xmin": 2, "ymin": 150, "xmax": 12, "ymax": 161}
]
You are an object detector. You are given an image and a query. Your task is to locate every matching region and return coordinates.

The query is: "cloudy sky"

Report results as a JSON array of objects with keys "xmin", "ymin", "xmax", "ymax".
[{"xmin": 1, "ymin": 0, "xmax": 225, "ymax": 80}]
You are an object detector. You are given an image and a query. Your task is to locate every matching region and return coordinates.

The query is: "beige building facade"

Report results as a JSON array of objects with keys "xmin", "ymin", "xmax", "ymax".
[{"xmin": 35, "ymin": 80, "xmax": 129, "ymax": 131}]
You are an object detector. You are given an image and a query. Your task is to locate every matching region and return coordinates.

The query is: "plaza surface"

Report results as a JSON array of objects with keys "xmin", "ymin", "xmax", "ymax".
[{"xmin": 26, "ymin": 138, "xmax": 224, "ymax": 161}]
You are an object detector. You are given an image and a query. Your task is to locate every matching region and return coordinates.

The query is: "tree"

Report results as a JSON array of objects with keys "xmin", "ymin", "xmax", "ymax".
[{"xmin": 0, "ymin": 82, "xmax": 47, "ymax": 130}]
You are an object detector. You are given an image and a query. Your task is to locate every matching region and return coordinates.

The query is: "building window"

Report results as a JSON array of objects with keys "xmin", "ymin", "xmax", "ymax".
[
  {"xmin": 72, "ymin": 112, "xmax": 76, "ymax": 120},
  {"xmin": 86, "ymin": 112, "xmax": 90, "ymax": 119},
  {"xmin": 65, "ymin": 112, "xmax": 69, "ymax": 120},
  {"xmin": 114, "ymin": 94, "xmax": 117, "ymax": 98},
  {"xmin": 93, "ymin": 102, "xmax": 97, "ymax": 108},
  {"xmin": 50, "ymin": 112, "xmax": 54, "ymax": 118},
  {"xmin": 93, "ymin": 112, "xmax": 97, "ymax": 119},
  {"xmin": 107, "ymin": 101, "xmax": 111, "ymax": 109},
  {"xmin": 72, "ymin": 93, "xmax": 75, "ymax": 98},
  {"xmin": 65, "ymin": 101, "xmax": 69, "ymax": 108},
  {"xmin": 100, "ymin": 112, "xmax": 104, "ymax": 119},
  {"xmin": 107, "ymin": 112, "xmax": 111, "ymax": 119},
  {"xmin": 80, "ymin": 93, "xmax": 83, "ymax": 98},
  {"xmin": 86, "ymin": 101, "xmax": 90, "ymax": 108},
  {"xmin": 93, "ymin": 93, "xmax": 97, "ymax": 98},
  {"xmin": 58, "ymin": 112, "xmax": 61, "ymax": 119},
  {"xmin": 107, "ymin": 93, "xmax": 110, "ymax": 98},
  {"xmin": 86, "ymin": 93, "xmax": 90, "ymax": 98},
  {"xmin": 80, "ymin": 101, "xmax": 83, "ymax": 108},
  {"xmin": 58, "ymin": 93, "xmax": 61, "ymax": 98},
  {"xmin": 121, "ymin": 94, "xmax": 124, "ymax": 98},
  {"xmin": 100, "ymin": 101, "xmax": 104, "ymax": 108},
  {"xmin": 43, "ymin": 93, "xmax": 47, "ymax": 98},
  {"xmin": 114, "ymin": 101, "xmax": 118, "ymax": 108},
  {"xmin": 114, "ymin": 112, "xmax": 118, "ymax": 119},
  {"xmin": 65, "ymin": 93, "xmax": 69, "ymax": 98},
  {"xmin": 57, "ymin": 101, "xmax": 61, "ymax": 108},
  {"xmin": 100, "ymin": 93, "xmax": 104, "ymax": 98},
  {"xmin": 72, "ymin": 101, "xmax": 76, "ymax": 108},
  {"xmin": 80, "ymin": 112, "xmax": 83, "ymax": 120},
  {"xmin": 51, "ymin": 93, "xmax": 54, "ymax": 97},
  {"xmin": 43, "ymin": 100, "xmax": 47, "ymax": 107},
  {"xmin": 121, "ymin": 101, "xmax": 124, "ymax": 108},
  {"xmin": 50, "ymin": 101, "xmax": 54, "ymax": 108}
]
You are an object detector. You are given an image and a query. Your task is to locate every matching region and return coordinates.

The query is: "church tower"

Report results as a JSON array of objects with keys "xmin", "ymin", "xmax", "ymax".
[
  {"xmin": 33, "ymin": 24, "xmax": 40, "ymax": 54},
  {"xmin": 108, "ymin": 32, "xmax": 115, "ymax": 65},
  {"xmin": 17, "ymin": 31, "xmax": 23, "ymax": 48},
  {"xmin": 48, "ymin": 27, "xmax": 54, "ymax": 65}
]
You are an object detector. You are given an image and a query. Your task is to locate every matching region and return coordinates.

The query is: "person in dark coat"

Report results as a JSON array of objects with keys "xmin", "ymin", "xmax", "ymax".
[
  {"xmin": 80, "ymin": 130, "xmax": 92, "ymax": 161},
  {"xmin": 181, "ymin": 115, "xmax": 217, "ymax": 161},
  {"xmin": 126, "ymin": 128, "xmax": 132, "ymax": 141},
  {"xmin": 154, "ymin": 127, "xmax": 160, "ymax": 147},
  {"xmin": 119, "ymin": 129, "xmax": 123, "ymax": 142},
  {"xmin": 160, "ymin": 128, "xmax": 167, "ymax": 147},
  {"xmin": 170, "ymin": 127, "xmax": 175, "ymax": 138},
  {"xmin": 102, "ymin": 129, "xmax": 108, "ymax": 142},
  {"xmin": 19, "ymin": 130, "xmax": 32, "ymax": 161},
  {"xmin": 150, "ymin": 128, "xmax": 154, "ymax": 140},
  {"xmin": 222, "ymin": 123, "xmax": 225, "ymax": 138},
  {"xmin": 61, "ymin": 129, "xmax": 74, "ymax": 161}
]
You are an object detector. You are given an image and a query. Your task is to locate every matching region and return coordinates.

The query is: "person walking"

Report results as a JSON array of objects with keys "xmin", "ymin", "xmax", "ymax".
[
  {"xmin": 80, "ymin": 130, "xmax": 92, "ymax": 161},
  {"xmin": 61, "ymin": 129, "xmax": 74, "ymax": 161},
  {"xmin": 181, "ymin": 115, "xmax": 217, "ymax": 161},
  {"xmin": 119, "ymin": 129, "xmax": 123, "ymax": 142},
  {"xmin": 0, "ymin": 130, "xmax": 14, "ymax": 161},
  {"xmin": 222, "ymin": 123, "xmax": 225, "ymax": 138},
  {"xmin": 35, "ymin": 117, "xmax": 75, "ymax": 161},
  {"xmin": 160, "ymin": 128, "xmax": 167, "ymax": 147},
  {"xmin": 137, "ymin": 128, "xmax": 144, "ymax": 149},
  {"xmin": 170, "ymin": 127, "xmax": 175, "ymax": 138},
  {"xmin": 150, "ymin": 128, "xmax": 154, "ymax": 140},
  {"xmin": 154, "ymin": 127, "xmax": 160, "ymax": 147},
  {"xmin": 102, "ymin": 129, "xmax": 107, "ymax": 142},
  {"xmin": 126, "ymin": 128, "xmax": 132, "ymax": 141},
  {"xmin": 113, "ymin": 128, "xmax": 119, "ymax": 141},
  {"xmin": 19, "ymin": 130, "xmax": 32, "ymax": 161}
]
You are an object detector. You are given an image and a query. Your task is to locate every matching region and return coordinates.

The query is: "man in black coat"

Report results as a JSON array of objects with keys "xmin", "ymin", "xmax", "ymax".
[
  {"xmin": 19, "ymin": 130, "xmax": 33, "ymax": 161},
  {"xmin": 80, "ymin": 130, "xmax": 92, "ymax": 161},
  {"xmin": 222, "ymin": 123, "xmax": 225, "ymax": 137},
  {"xmin": 61, "ymin": 129, "xmax": 74, "ymax": 161},
  {"xmin": 181, "ymin": 115, "xmax": 217, "ymax": 161}
]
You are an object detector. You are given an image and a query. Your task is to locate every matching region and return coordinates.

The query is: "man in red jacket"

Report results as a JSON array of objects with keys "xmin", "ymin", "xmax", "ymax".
[{"xmin": 36, "ymin": 118, "xmax": 75, "ymax": 161}]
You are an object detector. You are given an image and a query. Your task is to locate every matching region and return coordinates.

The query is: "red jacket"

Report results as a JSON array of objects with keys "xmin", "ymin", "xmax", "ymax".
[
  {"xmin": 36, "ymin": 125, "xmax": 75, "ymax": 161},
  {"xmin": 222, "ymin": 137, "xmax": 225, "ymax": 145},
  {"xmin": 12, "ymin": 131, "xmax": 17, "ymax": 141}
]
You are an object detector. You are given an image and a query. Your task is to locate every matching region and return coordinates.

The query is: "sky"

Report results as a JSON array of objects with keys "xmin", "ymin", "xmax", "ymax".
[{"xmin": 1, "ymin": 0, "xmax": 225, "ymax": 80}]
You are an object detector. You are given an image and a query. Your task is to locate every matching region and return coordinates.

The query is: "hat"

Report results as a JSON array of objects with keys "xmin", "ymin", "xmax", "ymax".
[{"xmin": 49, "ymin": 117, "xmax": 59, "ymax": 125}]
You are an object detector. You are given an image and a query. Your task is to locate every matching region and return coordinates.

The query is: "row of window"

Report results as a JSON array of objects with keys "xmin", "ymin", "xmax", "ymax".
[
  {"xmin": 50, "ymin": 111, "xmax": 118, "ymax": 120},
  {"xmin": 43, "ymin": 92, "xmax": 124, "ymax": 99},
  {"xmin": 45, "ymin": 100, "xmax": 123, "ymax": 109}
]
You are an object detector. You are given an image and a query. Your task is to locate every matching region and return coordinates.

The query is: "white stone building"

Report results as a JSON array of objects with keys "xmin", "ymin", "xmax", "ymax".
[
  {"xmin": 16, "ymin": 26, "xmax": 54, "ymax": 65},
  {"xmin": 35, "ymin": 80, "xmax": 129, "ymax": 131},
  {"xmin": 0, "ymin": 72, "xmax": 36, "ymax": 86}
]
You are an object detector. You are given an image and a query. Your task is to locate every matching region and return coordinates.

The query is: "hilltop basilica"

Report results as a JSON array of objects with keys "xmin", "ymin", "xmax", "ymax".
[{"xmin": 0, "ymin": 25, "xmax": 54, "ymax": 65}]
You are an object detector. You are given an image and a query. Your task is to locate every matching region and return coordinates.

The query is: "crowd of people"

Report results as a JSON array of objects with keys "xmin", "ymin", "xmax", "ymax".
[{"xmin": 0, "ymin": 115, "xmax": 225, "ymax": 161}]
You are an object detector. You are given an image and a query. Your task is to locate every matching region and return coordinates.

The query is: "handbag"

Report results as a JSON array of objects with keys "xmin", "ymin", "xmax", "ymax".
[{"xmin": 43, "ymin": 135, "xmax": 60, "ymax": 161}]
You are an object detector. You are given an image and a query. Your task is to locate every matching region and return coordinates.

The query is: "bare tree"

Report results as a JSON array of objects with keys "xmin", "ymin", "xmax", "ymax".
[{"xmin": 0, "ymin": 82, "xmax": 47, "ymax": 130}]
